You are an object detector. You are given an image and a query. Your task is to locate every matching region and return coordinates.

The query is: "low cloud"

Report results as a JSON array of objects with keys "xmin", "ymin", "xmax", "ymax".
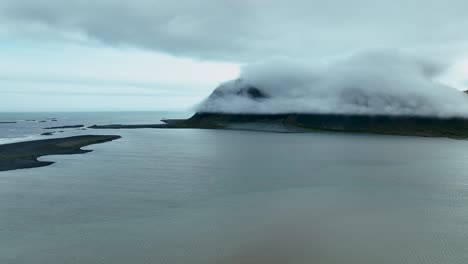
[{"xmin": 197, "ymin": 51, "xmax": 468, "ymax": 117}]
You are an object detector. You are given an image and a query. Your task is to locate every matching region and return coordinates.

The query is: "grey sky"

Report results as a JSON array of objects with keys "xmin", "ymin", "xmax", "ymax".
[
  {"xmin": 1, "ymin": 0, "xmax": 468, "ymax": 111},
  {"xmin": 3, "ymin": 0, "xmax": 468, "ymax": 60}
]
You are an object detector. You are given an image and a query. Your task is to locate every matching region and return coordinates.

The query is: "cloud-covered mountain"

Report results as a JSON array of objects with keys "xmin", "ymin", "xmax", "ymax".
[{"xmin": 198, "ymin": 51, "xmax": 468, "ymax": 117}]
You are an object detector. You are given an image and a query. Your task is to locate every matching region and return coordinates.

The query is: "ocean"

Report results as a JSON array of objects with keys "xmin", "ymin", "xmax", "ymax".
[{"xmin": 1, "ymin": 112, "xmax": 468, "ymax": 263}]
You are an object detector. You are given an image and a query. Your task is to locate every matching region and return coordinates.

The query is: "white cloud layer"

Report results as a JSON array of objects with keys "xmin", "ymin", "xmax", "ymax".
[{"xmin": 198, "ymin": 51, "xmax": 468, "ymax": 117}]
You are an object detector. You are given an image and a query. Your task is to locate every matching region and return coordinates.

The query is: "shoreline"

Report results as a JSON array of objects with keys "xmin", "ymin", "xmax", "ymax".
[{"xmin": 87, "ymin": 113, "xmax": 468, "ymax": 139}]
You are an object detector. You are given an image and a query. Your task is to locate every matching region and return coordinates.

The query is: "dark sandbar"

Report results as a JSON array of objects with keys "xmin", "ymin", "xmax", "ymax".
[
  {"xmin": 44, "ymin": 125, "xmax": 85, "ymax": 129},
  {"xmin": 0, "ymin": 135, "xmax": 121, "ymax": 172},
  {"xmin": 89, "ymin": 124, "xmax": 169, "ymax": 129}
]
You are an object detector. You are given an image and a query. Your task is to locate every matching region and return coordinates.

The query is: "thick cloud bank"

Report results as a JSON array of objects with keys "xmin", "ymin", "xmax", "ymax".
[{"xmin": 198, "ymin": 52, "xmax": 468, "ymax": 117}]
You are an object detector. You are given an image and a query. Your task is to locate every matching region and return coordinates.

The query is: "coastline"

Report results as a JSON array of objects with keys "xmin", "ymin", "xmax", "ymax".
[{"xmin": 88, "ymin": 113, "xmax": 468, "ymax": 139}]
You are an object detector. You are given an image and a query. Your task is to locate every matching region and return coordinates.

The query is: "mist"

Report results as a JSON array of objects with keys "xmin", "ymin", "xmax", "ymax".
[{"xmin": 197, "ymin": 51, "xmax": 468, "ymax": 117}]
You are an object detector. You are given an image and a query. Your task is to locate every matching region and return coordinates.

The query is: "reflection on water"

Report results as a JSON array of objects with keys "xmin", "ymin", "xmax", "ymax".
[{"xmin": 1, "ymin": 114, "xmax": 468, "ymax": 263}]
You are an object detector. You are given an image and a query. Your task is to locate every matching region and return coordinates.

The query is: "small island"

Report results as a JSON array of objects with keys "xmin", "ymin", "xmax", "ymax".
[{"xmin": 0, "ymin": 135, "xmax": 121, "ymax": 172}]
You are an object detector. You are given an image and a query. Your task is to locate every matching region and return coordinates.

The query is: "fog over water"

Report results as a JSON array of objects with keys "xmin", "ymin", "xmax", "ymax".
[{"xmin": 198, "ymin": 51, "xmax": 468, "ymax": 117}]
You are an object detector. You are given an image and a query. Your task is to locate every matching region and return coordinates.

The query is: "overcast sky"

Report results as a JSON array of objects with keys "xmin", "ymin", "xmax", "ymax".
[{"xmin": 1, "ymin": 0, "xmax": 468, "ymax": 111}]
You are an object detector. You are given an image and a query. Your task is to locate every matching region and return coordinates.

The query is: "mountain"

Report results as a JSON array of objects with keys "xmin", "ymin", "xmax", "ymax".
[
  {"xmin": 161, "ymin": 82, "xmax": 468, "ymax": 138},
  {"xmin": 162, "ymin": 112, "xmax": 468, "ymax": 138},
  {"xmin": 92, "ymin": 81, "xmax": 468, "ymax": 138}
]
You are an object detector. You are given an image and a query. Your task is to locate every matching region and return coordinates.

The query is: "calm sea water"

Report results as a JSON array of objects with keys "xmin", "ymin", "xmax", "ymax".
[{"xmin": 1, "ymin": 112, "xmax": 468, "ymax": 263}]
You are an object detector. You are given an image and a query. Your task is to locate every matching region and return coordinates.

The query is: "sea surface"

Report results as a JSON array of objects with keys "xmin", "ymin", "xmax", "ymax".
[{"xmin": 1, "ymin": 112, "xmax": 468, "ymax": 263}]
